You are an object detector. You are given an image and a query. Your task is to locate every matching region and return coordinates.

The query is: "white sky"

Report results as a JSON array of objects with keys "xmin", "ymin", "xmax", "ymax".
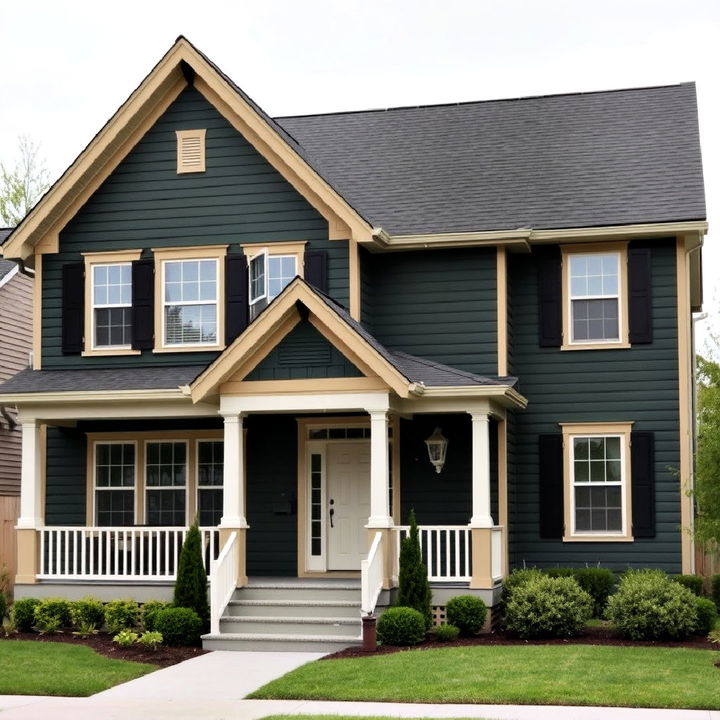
[{"xmin": 1, "ymin": 0, "xmax": 718, "ymax": 345}]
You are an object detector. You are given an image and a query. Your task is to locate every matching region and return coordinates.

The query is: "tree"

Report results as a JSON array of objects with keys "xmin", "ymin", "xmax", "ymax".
[
  {"xmin": 173, "ymin": 521, "xmax": 210, "ymax": 628},
  {"xmin": 397, "ymin": 509, "xmax": 432, "ymax": 628},
  {"xmin": 0, "ymin": 136, "xmax": 50, "ymax": 226}
]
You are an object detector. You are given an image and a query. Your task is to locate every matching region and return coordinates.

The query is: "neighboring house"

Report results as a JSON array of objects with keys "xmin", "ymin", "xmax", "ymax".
[
  {"xmin": 0, "ymin": 228, "xmax": 33, "ymax": 583},
  {"xmin": 0, "ymin": 38, "xmax": 707, "ymax": 651}
]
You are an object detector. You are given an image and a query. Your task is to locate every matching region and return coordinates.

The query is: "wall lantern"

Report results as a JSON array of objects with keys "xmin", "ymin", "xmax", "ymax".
[{"xmin": 424, "ymin": 427, "xmax": 448, "ymax": 474}]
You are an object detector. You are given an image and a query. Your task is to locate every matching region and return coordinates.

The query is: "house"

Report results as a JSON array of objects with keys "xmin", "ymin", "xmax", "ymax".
[
  {"xmin": 0, "ymin": 230, "xmax": 32, "ymax": 585},
  {"xmin": 0, "ymin": 37, "xmax": 706, "ymax": 651}
]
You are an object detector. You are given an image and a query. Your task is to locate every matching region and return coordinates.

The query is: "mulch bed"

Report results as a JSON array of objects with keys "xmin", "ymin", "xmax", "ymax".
[
  {"xmin": 324, "ymin": 625, "xmax": 720, "ymax": 661},
  {"xmin": 0, "ymin": 631, "xmax": 208, "ymax": 668}
]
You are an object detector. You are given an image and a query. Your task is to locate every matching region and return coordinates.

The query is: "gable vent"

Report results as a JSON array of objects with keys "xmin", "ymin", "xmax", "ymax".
[{"xmin": 176, "ymin": 129, "xmax": 206, "ymax": 173}]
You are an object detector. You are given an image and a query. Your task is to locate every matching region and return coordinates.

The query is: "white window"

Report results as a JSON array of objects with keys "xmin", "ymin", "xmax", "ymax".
[
  {"xmin": 92, "ymin": 263, "xmax": 132, "ymax": 349},
  {"xmin": 568, "ymin": 252, "xmax": 620, "ymax": 343},
  {"xmin": 248, "ymin": 251, "xmax": 297, "ymax": 320},
  {"xmin": 163, "ymin": 259, "xmax": 218, "ymax": 346},
  {"xmin": 94, "ymin": 442, "xmax": 136, "ymax": 526},
  {"xmin": 145, "ymin": 441, "xmax": 187, "ymax": 526},
  {"xmin": 268, "ymin": 255, "xmax": 297, "ymax": 300}
]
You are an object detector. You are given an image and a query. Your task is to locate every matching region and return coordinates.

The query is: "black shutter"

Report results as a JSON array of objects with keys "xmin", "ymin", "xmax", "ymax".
[
  {"xmin": 305, "ymin": 249, "xmax": 328, "ymax": 293},
  {"xmin": 225, "ymin": 254, "xmax": 249, "ymax": 343},
  {"xmin": 131, "ymin": 258, "xmax": 154, "ymax": 350},
  {"xmin": 61, "ymin": 263, "xmax": 85, "ymax": 354},
  {"xmin": 628, "ymin": 246, "xmax": 653, "ymax": 344},
  {"xmin": 537, "ymin": 247, "xmax": 562, "ymax": 347},
  {"xmin": 631, "ymin": 431, "xmax": 655, "ymax": 538},
  {"xmin": 538, "ymin": 433, "xmax": 564, "ymax": 538}
]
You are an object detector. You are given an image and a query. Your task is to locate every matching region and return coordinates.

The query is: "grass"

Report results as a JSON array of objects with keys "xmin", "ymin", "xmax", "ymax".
[
  {"xmin": 249, "ymin": 644, "xmax": 720, "ymax": 710},
  {"xmin": 0, "ymin": 640, "xmax": 157, "ymax": 696}
]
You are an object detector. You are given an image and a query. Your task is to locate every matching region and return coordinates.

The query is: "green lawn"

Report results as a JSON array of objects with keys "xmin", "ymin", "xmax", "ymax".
[
  {"xmin": 0, "ymin": 641, "xmax": 157, "ymax": 696},
  {"xmin": 249, "ymin": 644, "xmax": 720, "ymax": 710}
]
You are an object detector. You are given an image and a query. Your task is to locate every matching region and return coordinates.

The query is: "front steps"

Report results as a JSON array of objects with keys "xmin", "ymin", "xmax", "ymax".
[{"xmin": 202, "ymin": 578, "xmax": 363, "ymax": 652}]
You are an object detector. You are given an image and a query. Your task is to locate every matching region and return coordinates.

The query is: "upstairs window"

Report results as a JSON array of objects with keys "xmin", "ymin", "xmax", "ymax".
[{"xmin": 92, "ymin": 263, "xmax": 132, "ymax": 349}]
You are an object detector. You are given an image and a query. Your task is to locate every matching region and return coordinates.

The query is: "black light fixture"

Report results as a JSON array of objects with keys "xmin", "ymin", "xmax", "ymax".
[{"xmin": 424, "ymin": 427, "xmax": 448, "ymax": 474}]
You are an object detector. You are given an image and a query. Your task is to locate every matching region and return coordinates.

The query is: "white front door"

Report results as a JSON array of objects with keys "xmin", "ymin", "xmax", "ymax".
[{"xmin": 326, "ymin": 441, "xmax": 370, "ymax": 570}]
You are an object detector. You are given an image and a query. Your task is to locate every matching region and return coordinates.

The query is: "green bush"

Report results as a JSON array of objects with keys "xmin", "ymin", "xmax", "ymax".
[
  {"xmin": 397, "ymin": 510, "xmax": 432, "ymax": 629},
  {"xmin": 0, "ymin": 592, "xmax": 6, "ymax": 620},
  {"xmin": 574, "ymin": 568, "xmax": 615, "ymax": 617},
  {"xmin": 103, "ymin": 599, "xmax": 140, "ymax": 634},
  {"xmin": 606, "ymin": 569, "xmax": 698, "ymax": 640},
  {"xmin": 173, "ymin": 522, "xmax": 209, "ymax": 628},
  {"xmin": 141, "ymin": 600, "xmax": 173, "ymax": 631},
  {"xmin": 377, "ymin": 606, "xmax": 426, "ymax": 646},
  {"xmin": 504, "ymin": 575, "xmax": 593, "ymax": 639},
  {"xmin": 154, "ymin": 607, "xmax": 203, "ymax": 646},
  {"xmin": 69, "ymin": 597, "xmax": 104, "ymax": 630},
  {"xmin": 711, "ymin": 574, "xmax": 720, "ymax": 610},
  {"xmin": 113, "ymin": 629, "xmax": 139, "ymax": 647},
  {"xmin": 544, "ymin": 567, "xmax": 576, "ymax": 578},
  {"xmin": 137, "ymin": 631, "xmax": 163, "ymax": 649},
  {"xmin": 11, "ymin": 598, "xmax": 40, "ymax": 632},
  {"xmin": 433, "ymin": 623, "xmax": 460, "ymax": 642},
  {"xmin": 672, "ymin": 574, "xmax": 705, "ymax": 597},
  {"xmin": 694, "ymin": 597, "xmax": 718, "ymax": 635},
  {"xmin": 34, "ymin": 598, "xmax": 71, "ymax": 632},
  {"xmin": 501, "ymin": 568, "xmax": 544, "ymax": 605},
  {"xmin": 446, "ymin": 595, "xmax": 487, "ymax": 636}
]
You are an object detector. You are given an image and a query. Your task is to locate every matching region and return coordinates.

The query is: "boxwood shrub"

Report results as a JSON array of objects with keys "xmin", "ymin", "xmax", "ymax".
[
  {"xmin": 504, "ymin": 575, "xmax": 593, "ymax": 639},
  {"xmin": 606, "ymin": 569, "xmax": 698, "ymax": 640},
  {"xmin": 433, "ymin": 623, "xmax": 460, "ymax": 642},
  {"xmin": 376, "ymin": 606, "xmax": 426, "ymax": 646},
  {"xmin": 69, "ymin": 597, "xmax": 105, "ymax": 630},
  {"xmin": 573, "ymin": 568, "xmax": 615, "ymax": 617},
  {"xmin": 11, "ymin": 598, "xmax": 40, "ymax": 632},
  {"xmin": 104, "ymin": 599, "xmax": 140, "ymax": 634},
  {"xmin": 34, "ymin": 598, "xmax": 72, "ymax": 632},
  {"xmin": 672, "ymin": 574, "xmax": 705, "ymax": 597},
  {"xmin": 154, "ymin": 607, "xmax": 203, "ymax": 646},
  {"xmin": 446, "ymin": 595, "xmax": 487, "ymax": 636},
  {"xmin": 694, "ymin": 597, "xmax": 718, "ymax": 635},
  {"xmin": 141, "ymin": 600, "xmax": 173, "ymax": 631}
]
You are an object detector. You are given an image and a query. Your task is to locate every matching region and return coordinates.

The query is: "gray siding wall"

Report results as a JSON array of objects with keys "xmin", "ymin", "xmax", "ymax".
[
  {"xmin": 45, "ymin": 427, "xmax": 87, "ymax": 525},
  {"xmin": 42, "ymin": 87, "xmax": 349, "ymax": 369},
  {"xmin": 507, "ymin": 239, "xmax": 682, "ymax": 573},
  {"xmin": 363, "ymin": 248, "xmax": 497, "ymax": 375}
]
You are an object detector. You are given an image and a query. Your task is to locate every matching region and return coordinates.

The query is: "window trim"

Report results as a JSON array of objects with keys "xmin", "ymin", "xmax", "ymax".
[
  {"xmin": 82, "ymin": 250, "xmax": 142, "ymax": 357},
  {"xmin": 561, "ymin": 242, "xmax": 630, "ymax": 351},
  {"xmin": 92, "ymin": 440, "xmax": 139, "ymax": 526},
  {"xmin": 241, "ymin": 241, "xmax": 306, "ymax": 309},
  {"xmin": 152, "ymin": 245, "xmax": 228, "ymax": 353},
  {"xmin": 560, "ymin": 421, "xmax": 634, "ymax": 542}
]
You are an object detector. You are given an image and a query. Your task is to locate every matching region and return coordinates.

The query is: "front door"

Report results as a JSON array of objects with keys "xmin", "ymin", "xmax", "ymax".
[{"xmin": 326, "ymin": 441, "xmax": 370, "ymax": 570}]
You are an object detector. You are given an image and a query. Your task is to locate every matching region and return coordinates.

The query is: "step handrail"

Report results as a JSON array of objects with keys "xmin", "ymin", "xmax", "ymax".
[
  {"xmin": 360, "ymin": 530, "xmax": 383, "ymax": 615},
  {"xmin": 209, "ymin": 531, "xmax": 238, "ymax": 635}
]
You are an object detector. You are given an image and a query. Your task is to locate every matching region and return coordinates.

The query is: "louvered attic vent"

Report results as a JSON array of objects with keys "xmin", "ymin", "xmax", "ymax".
[{"xmin": 176, "ymin": 129, "xmax": 206, "ymax": 173}]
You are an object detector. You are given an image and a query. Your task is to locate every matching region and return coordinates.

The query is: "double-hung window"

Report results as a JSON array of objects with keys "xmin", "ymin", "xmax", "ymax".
[
  {"xmin": 94, "ymin": 442, "xmax": 136, "ymax": 526},
  {"xmin": 197, "ymin": 440, "xmax": 224, "ymax": 527},
  {"xmin": 146, "ymin": 441, "xmax": 187, "ymax": 526}
]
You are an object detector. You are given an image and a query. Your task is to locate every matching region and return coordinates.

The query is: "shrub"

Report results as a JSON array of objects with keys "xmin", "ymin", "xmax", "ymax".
[
  {"xmin": 694, "ymin": 597, "xmax": 718, "ymax": 635},
  {"xmin": 433, "ymin": 623, "xmax": 460, "ymax": 642},
  {"xmin": 141, "ymin": 600, "xmax": 173, "ymax": 631},
  {"xmin": 672, "ymin": 574, "xmax": 705, "ymax": 597},
  {"xmin": 2, "ymin": 617, "xmax": 17, "ymax": 637},
  {"xmin": 137, "ymin": 630, "xmax": 163, "ymax": 649},
  {"xmin": 34, "ymin": 598, "xmax": 71, "ymax": 632},
  {"xmin": 501, "ymin": 568, "xmax": 544, "ymax": 605},
  {"xmin": 397, "ymin": 510, "xmax": 432, "ymax": 629},
  {"xmin": 69, "ymin": 597, "xmax": 104, "ymax": 630},
  {"xmin": 0, "ymin": 592, "xmax": 5, "ymax": 621},
  {"xmin": 154, "ymin": 607, "xmax": 203, "ymax": 646},
  {"xmin": 11, "ymin": 598, "xmax": 40, "ymax": 632},
  {"xmin": 544, "ymin": 567, "xmax": 576, "ymax": 578},
  {"xmin": 504, "ymin": 575, "xmax": 593, "ymax": 639},
  {"xmin": 173, "ymin": 522, "xmax": 209, "ymax": 628},
  {"xmin": 104, "ymin": 599, "xmax": 140, "ymax": 634},
  {"xmin": 446, "ymin": 595, "xmax": 487, "ymax": 636},
  {"xmin": 606, "ymin": 569, "xmax": 698, "ymax": 640},
  {"xmin": 712, "ymin": 574, "xmax": 720, "ymax": 610},
  {"xmin": 573, "ymin": 568, "xmax": 616, "ymax": 617},
  {"xmin": 72, "ymin": 620, "xmax": 99, "ymax": 638},
  {"xmin": 377, "ymin": 606, "xmax": 426, "ymax": 646},
  {"xmin": 113, "ymin": 629, "xmax": 139, "ymax": 647}
]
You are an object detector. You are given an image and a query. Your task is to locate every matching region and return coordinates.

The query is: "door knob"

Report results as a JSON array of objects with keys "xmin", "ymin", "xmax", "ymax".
[{"xmin": 329, "ymin": 507, "xmax": 335, "ymax": 528}]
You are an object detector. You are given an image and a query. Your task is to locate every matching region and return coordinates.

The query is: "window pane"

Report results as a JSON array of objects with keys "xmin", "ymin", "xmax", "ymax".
[
  {"xmin": 96, "ymin": 490, "xmax": 134, "ymax": 526},
  {"xmin": 198, "ymin": 441, "xmax": 223, "ymax": 487},
  {"xmin": 589, "ymin": 438, "xmax": 604, "ymax": 460},
  {"xmin": 165, "ymin": 305, "xmax": 217, "ymax": 345},
  {"xmin": 146, "ymin": 489, "xmax": 185, "ymax": 526},
  {"xmin": 198, "ymin": 488, "xmax": 223, "ymax": 527},
  {"xmin": 250, "ymin": 253, "xmax": 266, "ymax": 301}
]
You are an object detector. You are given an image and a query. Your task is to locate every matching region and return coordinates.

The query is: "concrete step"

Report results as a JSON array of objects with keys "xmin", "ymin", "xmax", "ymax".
[
  {"xmin": 235, "ymin": 583, "xmax": 360, "ymax": 603},
  {"xmin": 202, "ymin": 631, "xmax": 361, "ymax": 653},
  {"xmin": 226, "ymin": 598, "xmax": 361, "ymax": 618},
  {"xmin": 219, "ymin": 614, "xmax": 361, "ymax": 637}
]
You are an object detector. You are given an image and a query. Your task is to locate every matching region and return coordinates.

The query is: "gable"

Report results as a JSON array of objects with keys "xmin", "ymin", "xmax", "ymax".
[{"xmin": 244, "ymin": 320, "xmax": 364, "ymax": 381}]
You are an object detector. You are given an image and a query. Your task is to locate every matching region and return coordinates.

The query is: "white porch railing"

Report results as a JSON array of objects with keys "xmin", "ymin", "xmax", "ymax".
[
  {"xmin": 361, "ymin": 531, "xmax": 384, "ymax": 615},
  {"xmin": 209, "ymin": 532, "xmax": 238, "ymax": 634},
  {"xmin": 38, "ymin": 527, "xmax": 220, "ymax": 581},
  {"xmin": 395, "ymin": 525, "xmax": 471, "ymax": 582}
]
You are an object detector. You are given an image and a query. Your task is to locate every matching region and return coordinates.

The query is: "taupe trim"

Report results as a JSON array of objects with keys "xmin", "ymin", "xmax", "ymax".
[
  {"xmin": 497, "ymin": 415, "xmax": 508, "ymax": 577},
  {"xmin": 496, "ymin": 247, "xmax": 508, "ymax": 376},
  {"xmin": 348, "ymin": 237, "xmax": 361, "ymax": 321},
  {"xmin": 413, "ymin": 385, "xmax": 528, "ymax": 409},
  {"xmin": 221, "ymin": 377, "xmax": 389, "ymax": 395},
  {"xmin": 32, "ymin": 254, "xmax": 42, "ymax": 369},
  {"xmin": 176, "ymin": 129, "xmax": 206, "ymax": 173}
]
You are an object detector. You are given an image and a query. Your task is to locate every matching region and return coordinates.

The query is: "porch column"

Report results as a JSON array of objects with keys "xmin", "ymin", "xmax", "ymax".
[
  {"xmin": 220, "ymin": 413, "xmax": 248, "ymax": 586},
  {"xmin": 16, "ymin": 420, "xmax": 43, "ymax": 583},
  {"xmin": 469, "ymin": 411, "xmax": 494, "ymax": 590},
  {"xmin": 367, "ymin": 410, "xmax": 393, "ymax": 589}
]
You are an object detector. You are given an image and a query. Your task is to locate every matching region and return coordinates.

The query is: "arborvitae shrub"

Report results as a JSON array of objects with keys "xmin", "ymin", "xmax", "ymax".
[
  {"xmin": 446, "ymin": 595, "xmax": 487, "ymax": 636},
  {"xmin": 397, "ymin": 509, "xmax": 432, "ymax": 629},
  {"xmin": 376, "ymin": 607, "xmax": 426, "ymax": 646},
  {"xmin": 154, "ymin": 607, "xmax": 203, "ymax": 646},
  {"xmin": 103, "ymin": 599, "xmax": 140, "ymax": 634},
  {"xmin": 11, "ymin": 598, "xmax": 40, "ymax": 631},
  {"xmin": 672, "ymin": 574, "xmax": 705, "ymax": 597},
  {"xmin": 173, "ymin": 522, "xmax": 209, "ymax": 628}
]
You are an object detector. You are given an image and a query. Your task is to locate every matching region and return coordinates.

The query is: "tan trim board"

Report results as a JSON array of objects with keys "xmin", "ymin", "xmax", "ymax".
[
  {"xmin": 391, "ymin": 414, "xmax": 401, "ymax": 522},
  {"xmin": 151, "ymin": 245, "xmax": 229, "ymax": 257},
  {"xmin": 33, "ymin": 254, "xmax": 42, "ymax": 369},
  {"xmin": 221, "ymin": 377, "xmax": 388, "ymax": 396},
  {"xmin": 176, "ymin": 129, "xmax": 206, "ymax": 174},
  {"xmin": 496, "ymin": 247, "xmax": 507, "ymax": 376},
  {"xmin": 497, "ymin": 416, "xmax": 508, "ymax": 577},
  {"xmin": 239, "ymin": 241, "xmax": 307, "ymax": 258},
  {"xmin": 81, "ymin": 250, "xmax": 144, "ymax": 262}
]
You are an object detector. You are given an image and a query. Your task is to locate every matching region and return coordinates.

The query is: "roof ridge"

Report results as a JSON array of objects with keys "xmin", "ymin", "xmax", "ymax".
[{"xmin": 274, "ymin": 82, "xmax": 695, "ymax": 121}]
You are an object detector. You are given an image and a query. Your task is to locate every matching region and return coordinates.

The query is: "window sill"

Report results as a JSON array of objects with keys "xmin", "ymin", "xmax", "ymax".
[
  {"xmin": 82, "ymin": 348, "xmax": 142, "ymax": 357},
  {"xmin": 560, "ymin": 341, "xmax": 631, "ymax": 351},
  {"xmin": 563, "ymin": 534, "xmax": 634, "ymax": 543},
  {"xmin": 153, "ymin": 345, "xmax": 225, "ymax": 354}
]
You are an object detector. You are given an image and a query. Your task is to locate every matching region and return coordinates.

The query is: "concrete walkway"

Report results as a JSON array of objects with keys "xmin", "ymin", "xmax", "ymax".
[{"xmin": 0, "ymin": 650, "xmax": 719, "ymax": 720}]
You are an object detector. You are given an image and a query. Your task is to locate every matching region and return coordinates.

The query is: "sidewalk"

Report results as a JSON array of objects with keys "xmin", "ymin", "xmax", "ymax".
[{"xmin": 0, "ymin": 651, "xmax": 718, "ymax": 720}]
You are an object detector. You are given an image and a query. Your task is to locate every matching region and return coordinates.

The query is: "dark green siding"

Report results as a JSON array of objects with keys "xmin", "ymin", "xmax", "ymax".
[
  {"xmin": 246, "ymin": 320, "xmax": 363, "ymax": 381},
  {"xmin": 508, "ymin": 239, "xmax": 682, "ymax": 573},
  {"xmin": 43, "ymin": 87, "xmax": 349, "ymax": 369},
  {"xmin": 45, "ymin": 427, "xmax": 86, "ymax": 525},
  {"xmin": 363, "ymin": 248, "xmax": 497, "ymax": 375},
  {"xmin": 246, "ymin": 415, "xmax": 298, "ymax": 576}
]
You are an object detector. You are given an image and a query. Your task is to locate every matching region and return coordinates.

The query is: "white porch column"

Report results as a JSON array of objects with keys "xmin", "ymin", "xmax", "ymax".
[
  {"xmin": 469, "ymin": 411, "xmax": 493, "ymax": 528},
  {"xmin": 367, "ymin": 410, "xmax": 393, "ymax": 528},
  {"xmin": 220, "ymin": 413, "xmax": 248, "ymax": 529},
  {"xmin": 17, "ymin": 421, "xmax": 43, "ymax": 530}
]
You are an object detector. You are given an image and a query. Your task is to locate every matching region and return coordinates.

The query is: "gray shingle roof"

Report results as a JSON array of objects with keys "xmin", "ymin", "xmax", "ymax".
[
  {"xmin": 277, "ymin": 84, "xmax": 706, "ymax": 236},
  {"xmin": 0, "ymin": 259, "xmax": 16, "ymax": 282}
]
